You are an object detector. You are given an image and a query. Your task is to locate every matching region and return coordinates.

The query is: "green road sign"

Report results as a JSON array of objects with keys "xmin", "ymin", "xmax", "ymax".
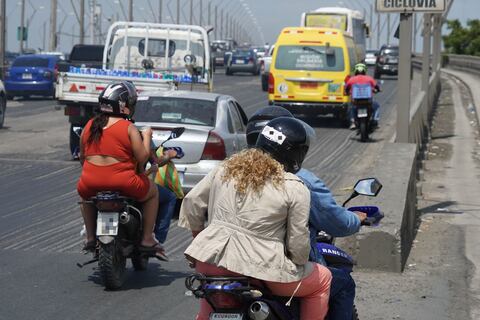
[{"xmin": 17, "ymin": 26, "xmax": 28, "ymax": 41}]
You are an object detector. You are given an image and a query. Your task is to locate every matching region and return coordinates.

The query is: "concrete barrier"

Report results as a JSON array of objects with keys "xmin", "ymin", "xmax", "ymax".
[{"xmin": 336, "ymin": 143, "xmax": 417, "ymax": 272}]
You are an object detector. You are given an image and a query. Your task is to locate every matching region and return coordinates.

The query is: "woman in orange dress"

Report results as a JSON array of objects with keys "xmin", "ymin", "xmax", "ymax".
[{"xmin": 77, "ymin": 81, "xmax": 163, "ymax": 257}]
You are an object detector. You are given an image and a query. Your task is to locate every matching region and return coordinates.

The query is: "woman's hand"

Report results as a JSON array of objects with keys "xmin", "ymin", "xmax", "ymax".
[
  {"xmin": 164, "ymin": 149, "xmax": 177, "ymax": 160},
  {"xmin": 140, "ymin": 127, "xmax": 153, "ymax": 138},
  {"xmin": 355, "ymin": 211, "xmax": 367, "ymax": 223}
]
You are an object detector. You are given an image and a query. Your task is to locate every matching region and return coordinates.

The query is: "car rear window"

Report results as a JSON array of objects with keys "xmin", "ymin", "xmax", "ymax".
[
  {"xmin": 275, "ymin": 45, "xmax": 345, "ymax": 71},
  {"xmin": 12, "ymin": 57, "xmax": 49, "ymax": 67},
  {"xmin": 135, "ymin": 97, "xmax": 216, "ymax": 126},
  {"xmin": 233, "ymin": 50, "xmax": 252, "ymax": 57},
  {"xmin": 70, "ymin": 46, "xmax": 104, "ymax": 61}
]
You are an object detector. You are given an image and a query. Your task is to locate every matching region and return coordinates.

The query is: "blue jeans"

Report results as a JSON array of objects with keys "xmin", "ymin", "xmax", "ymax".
[
  {"xmin": 154, "ymin": 185, "xmax": 177, "ymax": 244},
  {"xmin": 349, "ymin": 101, "xmax": 380, "ymax": 122},
  {"xmin": 327, "ymin": 267, "xmax": 356, "ymax": 320}
]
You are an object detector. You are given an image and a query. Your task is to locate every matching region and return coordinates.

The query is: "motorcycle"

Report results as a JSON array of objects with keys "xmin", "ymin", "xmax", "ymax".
[
  {"xmin": 185, "ymin": 178, "xmax": 384, "ymax": 320},
  {"xmin": 77, "ymin": 127, "xmax": 185, "ymax": 290},
  {"xmin": 351, "ymin": 84, "xmax": 379, "ymax": 142}
]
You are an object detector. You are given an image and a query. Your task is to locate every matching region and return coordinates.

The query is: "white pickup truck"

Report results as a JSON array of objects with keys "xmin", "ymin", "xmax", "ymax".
[
  {"xmin": 56, "ymin": 21, "xmax": 213, "ymax": 158},
  {"xmin": 259, "ymin": 44, "xmax": 275, "ymax": 92}
]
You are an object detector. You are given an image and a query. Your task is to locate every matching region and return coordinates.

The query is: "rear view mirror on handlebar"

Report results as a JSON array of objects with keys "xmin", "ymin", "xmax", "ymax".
[{"xmin": 354, "ymin": 178, "xmax": 382, "ymax": 197}]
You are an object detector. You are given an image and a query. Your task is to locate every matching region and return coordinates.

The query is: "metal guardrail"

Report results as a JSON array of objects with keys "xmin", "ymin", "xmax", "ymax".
[{"xmin": 445, "ymin": 54, "xmax": 480, "ymax": 76}]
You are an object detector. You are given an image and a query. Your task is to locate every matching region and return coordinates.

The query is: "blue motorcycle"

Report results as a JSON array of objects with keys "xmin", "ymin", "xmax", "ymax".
[{"xmin": 185, "ymin": 178, "xmax": 384, "ymax": 320}]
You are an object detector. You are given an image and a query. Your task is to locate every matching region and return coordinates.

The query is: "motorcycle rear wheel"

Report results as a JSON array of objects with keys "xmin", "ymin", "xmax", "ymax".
[
  {"xmin": 99, "ymin": 241, "xmax": 126, "ymax": 290},
  {"xmin": 359, "ymin": 119, "xmax": 368, "ymax": 142},
  {"xmin": 352, "ymin": 304, "xmax": 359, "ymax": 320}
]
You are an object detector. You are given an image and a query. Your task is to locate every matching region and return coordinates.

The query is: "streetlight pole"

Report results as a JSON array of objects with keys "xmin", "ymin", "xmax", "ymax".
[
  {"xmin": 177, "ymin": 0, "xmax": 180, "ymax": 24},
  {"xmin": 80, "ymin": 0, "xmax": 85, "ymax": 44},
  {"xmin": 0, "ymin": 0, "xmax": 5, "ymax": 79},
  {"xmin": 159, "ymin": 0, "xmax": 163, "ymax": 23},
  {"xmin": 128, "ymin": 0, "xmax": 133, "ymax": 21},
  {"xmin": 49, "ymin": 0, "xmax": 57, "ymax": 51},
  {"xmin": 20, "ymin": 0, "xmax": 25, "ymax": 53}
]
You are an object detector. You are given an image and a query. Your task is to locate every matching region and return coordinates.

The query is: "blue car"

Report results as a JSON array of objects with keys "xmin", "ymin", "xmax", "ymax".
[
  {"xmin": 5, "ymin": 54, "xmax": 60, "ymax": 99},
  {"xmin": 225, "ymin": 48, "xmax": 260, "ymax": 76}
]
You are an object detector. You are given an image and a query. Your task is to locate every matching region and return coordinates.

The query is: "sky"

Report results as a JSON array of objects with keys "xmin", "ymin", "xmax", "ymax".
[{"xmin": 4, "ymin": 0, "xmax": 478, "ymax": 54}]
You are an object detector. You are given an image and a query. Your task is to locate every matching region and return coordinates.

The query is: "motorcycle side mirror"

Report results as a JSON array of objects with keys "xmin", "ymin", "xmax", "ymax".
[
  {"xmin": 354, "ymin": 178, "xmax": 382, "ymax": 196},
  {"xmin": 342, "ymin": 178, "xmax": 382, "ymax": 207}
]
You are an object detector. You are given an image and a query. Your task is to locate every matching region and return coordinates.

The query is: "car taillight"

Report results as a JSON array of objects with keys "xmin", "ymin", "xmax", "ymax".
[
  {"xmin": 201, "ymin": 131, "xmax": 226, "ymax": 160},
  {"xmin": 379, "ymin": 57, "xmax": 386, "ymax": 64},
  {"xmin": 207, "ymin": 292, "xmax": 243, "ymax": 310},
  {"xmin": 268, "ymin": 73, "xmax": 275, "ymax": 94}
]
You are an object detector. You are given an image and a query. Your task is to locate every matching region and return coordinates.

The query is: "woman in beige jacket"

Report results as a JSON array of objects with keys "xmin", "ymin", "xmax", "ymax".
[{"xmin": 179, "ymin": 117, "xmax": 332, "ymax": 320}]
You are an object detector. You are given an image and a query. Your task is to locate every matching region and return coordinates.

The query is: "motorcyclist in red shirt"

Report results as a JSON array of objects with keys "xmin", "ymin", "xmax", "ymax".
[{"xmin": 345, "ymin": 63, "xmax": 381, "ymax": 130}]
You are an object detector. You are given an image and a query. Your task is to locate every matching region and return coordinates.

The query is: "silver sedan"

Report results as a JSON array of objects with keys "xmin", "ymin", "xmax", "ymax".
[{"xmin": 135, "ymin": 90, "xmax": 248, "ymax": 193}]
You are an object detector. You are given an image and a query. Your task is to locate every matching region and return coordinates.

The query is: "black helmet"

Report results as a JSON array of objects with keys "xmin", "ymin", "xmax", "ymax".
[
  {"xmin": 98, "ymin": 81, "xmax": 138, "ymax": 118},
  {"xmin": 255, "ymin": 117, "xmax": 310, "ymax": 173},
  {"xmin": 246, "ymin": 106, "xmax": 293, "ymax": 147}
]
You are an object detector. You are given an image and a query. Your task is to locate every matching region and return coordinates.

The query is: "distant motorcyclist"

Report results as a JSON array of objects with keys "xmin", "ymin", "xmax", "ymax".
[
  {"xmin": 247, "ymin": 106, "xmax": 366, "ymax": 320},
  {"xmin": 345, "ymin": 63, "xmax": 381, "ymax": 130},
  {"xmin": 179, "ymin": 117, "xmax": 332, "ymax": 320}
]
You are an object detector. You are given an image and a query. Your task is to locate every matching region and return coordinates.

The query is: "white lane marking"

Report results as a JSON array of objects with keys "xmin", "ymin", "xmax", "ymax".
[{"xmin": 33, "ymin": 166, "xmax": 76, "ymax": 181}]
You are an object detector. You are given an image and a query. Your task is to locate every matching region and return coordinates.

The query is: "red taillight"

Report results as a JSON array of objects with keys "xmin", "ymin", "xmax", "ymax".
[
  {"xmin": 268, "ymin": 73, "xmax": 275, "ymax": 94},
  {"xmin": 64, "ymin": 105, "xmax": 81, "ymax": 116},
  {"xmin": 201, "ymin": 131, "xmax": 226, "ymax": 160},
  {"xmin": 379, "ymin": 57, "xmax": 386, "ymax": 64},
  {"xmin": 54, "ymin": 64, "xmax": 59, "ymax": 80},
  {"xmin": 208, "ymin": 292, "xmax": 243, "ymax": 309},
  {"xmin": 44, "ymin": 71, "xmax": 53, "ymax": 79}
]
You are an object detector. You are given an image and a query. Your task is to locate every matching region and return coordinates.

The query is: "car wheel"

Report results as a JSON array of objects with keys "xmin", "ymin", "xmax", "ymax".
[{"xmin": 0, "ymin": 96, "xmax": 5, "ymax": 128}]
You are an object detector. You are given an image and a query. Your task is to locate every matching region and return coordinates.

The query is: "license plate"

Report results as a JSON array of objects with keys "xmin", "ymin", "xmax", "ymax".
[
  {"xmin": 22, "ymin": 73, "xmax": 32, "ymax": 79},
  {"xmin": 235, "ymin": 60, "xmax": 245, "ymax": 64},
  {"xmin": 216, "ymin": 58, "xmax": 223, "ymax": 62},
  {"xmin": 209, "ymin": 313, "xmax": 243, "ymax": 320},
  {"xmin": 388, "ymin": 58, "xmax": 398, "ymax": 63},
  {"xmin": 96, "ymin": 212, "xmax": 119, "ymax": 236},
  {"xmin": 300, "ymin": 82, "xmax": 318, "ymax": 89},
  {"xmin": 357, "ymin": 108, "xmax": 368, "ymax": 118}
]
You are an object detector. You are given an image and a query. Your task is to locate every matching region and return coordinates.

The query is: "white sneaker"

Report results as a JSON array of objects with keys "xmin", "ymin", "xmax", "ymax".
[{"xmin": 349, "ymin": 123, "xmax": 356, "ymax": 130}]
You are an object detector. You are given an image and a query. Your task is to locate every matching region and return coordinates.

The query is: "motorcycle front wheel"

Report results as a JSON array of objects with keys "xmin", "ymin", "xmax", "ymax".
[{"xmin": 99, "ymin": 240, "xmax": 126, "ymax": 290}]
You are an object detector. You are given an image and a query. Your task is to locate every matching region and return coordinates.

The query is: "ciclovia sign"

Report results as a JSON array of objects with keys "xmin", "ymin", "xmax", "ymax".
[{"xmin": 376, "ymin": 0, "xmax": 446, "ymax": 13}]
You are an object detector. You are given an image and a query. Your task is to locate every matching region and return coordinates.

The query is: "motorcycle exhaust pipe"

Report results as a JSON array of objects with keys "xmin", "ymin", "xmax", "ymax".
[
  {"xmin": 248, "ymin": 301, "xmax": 271, "ymax": 320},
  {"xmin": 119, "ymin": 211, "xmax": 130, "ymax": 224}
]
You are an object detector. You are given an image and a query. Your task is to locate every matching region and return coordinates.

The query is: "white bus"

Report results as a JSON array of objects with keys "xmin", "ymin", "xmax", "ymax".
[{"xmin": 300, "ymin": 7, "xmax": 369, "ymax": 61}]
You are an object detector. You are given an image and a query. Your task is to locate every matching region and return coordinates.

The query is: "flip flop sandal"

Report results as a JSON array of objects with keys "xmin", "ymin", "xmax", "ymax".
[{"xmin": 138, "ymin": 242, "xmax": 169, "ymax": 262}]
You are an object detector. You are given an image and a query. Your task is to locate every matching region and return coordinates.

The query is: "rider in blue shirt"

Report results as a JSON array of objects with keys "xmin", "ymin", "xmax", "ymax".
[{"xmin": 246, "ymin": 106, "xmax": 366, "ymax": 320}]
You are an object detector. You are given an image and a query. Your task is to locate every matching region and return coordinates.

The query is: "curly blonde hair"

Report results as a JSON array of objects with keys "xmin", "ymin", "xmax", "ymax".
[{"xmin": 222, "ymin": 148, "xmax": 285, "ymax": 194}]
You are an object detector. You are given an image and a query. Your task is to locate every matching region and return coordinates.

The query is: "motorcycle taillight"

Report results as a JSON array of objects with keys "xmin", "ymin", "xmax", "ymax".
[
  {"xmin": 95, "ymin": 200, "xmax": 125, "ymax": 212},
  {"xmin": 207, "ymin": 292, "xmax": 243, "ymax": 310}
]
